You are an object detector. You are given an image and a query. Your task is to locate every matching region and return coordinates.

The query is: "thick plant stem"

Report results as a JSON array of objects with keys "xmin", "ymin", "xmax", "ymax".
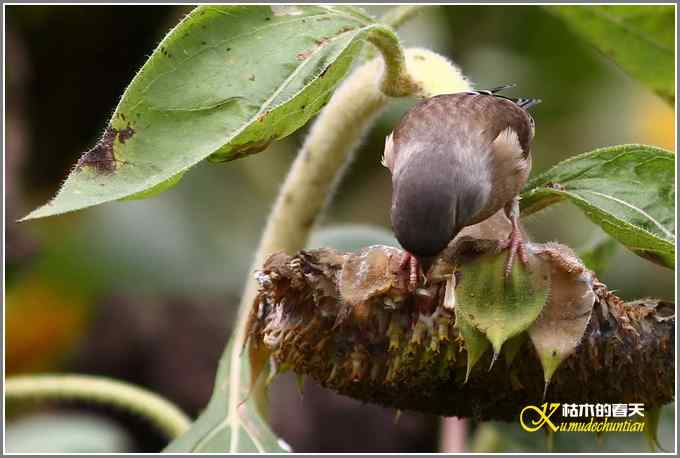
[{"xmin": 6, "ymin": 374, "xmax": 191, "ymax": 439}]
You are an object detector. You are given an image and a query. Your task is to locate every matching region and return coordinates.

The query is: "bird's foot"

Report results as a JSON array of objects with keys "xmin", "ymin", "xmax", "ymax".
[
  {"xmin": 399, "ymin": 251, "xmax": 422, "ymax": 292},
  {"xmin": 499, "ymin": 220, "xmax": 529, "ymax": 278}
]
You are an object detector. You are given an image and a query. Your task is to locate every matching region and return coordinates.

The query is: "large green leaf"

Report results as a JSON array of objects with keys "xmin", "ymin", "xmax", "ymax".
[
  {"xmin": 456, "ymin": 252, "xmax": 551, "ymax": 356},
  {"xmin": 549, "ymin": 5, "xmax": 674, "ymax": 102},
  {"xmin": 528, "ymin": 250, "xmax": 595, "ymax": 388},
  {"xmin": 164, "ymin": 341, "xmax": 288, "ymax": 453},
  {"xmin": 454, "ymin": 310, "xmax": 491, "ymax": 383},
  {"xmin": 521, "ymin": 144, "xmax": 675, "ymax": 268},
  {"xmin": 23, "ymin": 5, "xmax": 381, "ymax": 220}
]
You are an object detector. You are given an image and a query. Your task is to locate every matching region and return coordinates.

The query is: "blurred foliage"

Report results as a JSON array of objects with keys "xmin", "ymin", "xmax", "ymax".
[
  {"xmin": 579, "ymin": 234, "xmax": 619, "ymax": 275},
  {"xmin": 6, "ymin": 274, "xmax": 89, "ymax": 374},
  {"xmin": 5, "ymin": 412, "xmax": 134, "ymax": 453},
  {"xmin": 5, "ymin": 4, "xmax": 675, "ymax": 453},
  {"xmin": 164, "ymin": 341, "xmax": 287, "ymax": 453},
  {"xmin": 307, "ymin": 224, "xmax": 398, "ymax": 252},
  {"xmin": 550, "ymin": 5, "xmax": 674, "ymax": 103}
]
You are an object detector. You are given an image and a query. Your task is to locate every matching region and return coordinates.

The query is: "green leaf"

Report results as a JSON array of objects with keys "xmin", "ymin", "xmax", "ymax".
[
  {"xmin": 120, "ymin": 170, "xmax": 186, "ymax": 201},
  {"xmin": 521, "ymin": 144, "xmax": 675, "ymax": 269},
  {"xmin": 164, "ymin": 340, "xmax": 288, "ymax": 453},
  {"xmin": 454, "ymin": 310, "xmax": 490, "ymax": 383},
  {"xmin": 23, "ymin": 5, "xmax": 382, "ymax": 220},
  {"xmin": 549, "ymin": 5, "xmax": 674, "ymax": 102},
  {"xmin": 456, "ymin": 252, "xmax": 551, "ymax": 356},
  {"xmin": 528, "ymin": 247, "xmax": 595, "ymax": 388}
]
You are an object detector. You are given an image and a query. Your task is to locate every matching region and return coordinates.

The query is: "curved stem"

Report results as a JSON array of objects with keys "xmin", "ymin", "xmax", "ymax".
[
  {"xmin": 366, "ymin": 25, "xmax": 418, "ymax": 97},
  {"xmin": 6, "ymin": 374, "xmax": 191, "ymax": 440}
]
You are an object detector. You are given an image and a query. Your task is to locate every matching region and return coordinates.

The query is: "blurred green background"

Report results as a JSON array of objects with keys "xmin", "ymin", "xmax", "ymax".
[{"xmin": 5, "ymin": 4, "xmax": 675, "ymax": 453}]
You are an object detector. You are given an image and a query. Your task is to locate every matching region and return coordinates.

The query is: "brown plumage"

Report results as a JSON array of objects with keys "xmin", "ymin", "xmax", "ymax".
[{"xmin": 382, "ymin": 90, "xmax": 538, "ymax": 279}]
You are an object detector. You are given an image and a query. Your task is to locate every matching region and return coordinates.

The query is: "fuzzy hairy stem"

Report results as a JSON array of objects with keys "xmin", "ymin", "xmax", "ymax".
[
  {"xmin": 365, "ymin": 26, "xmax": 418, "ymax": 96},
  {"xmin": 6, "ymin": 374, "xmax": 191, "ymax": 439}
]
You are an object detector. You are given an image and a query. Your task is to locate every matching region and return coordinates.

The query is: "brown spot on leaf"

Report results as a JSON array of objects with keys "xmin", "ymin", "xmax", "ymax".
[
  {"xmin": 76, "ymin": 124, "xmax": 135, "ymax": 174},
  {"xmin": 117, "ymin": 126, "xmax": 135, "ymax": 144},
  {"xmin": 248, "ymin": 74, "xmax": 256, "ymax": 81},
  {"xmin": 77, "ymin": 127, "xmax": 117, "ymax": 174}
]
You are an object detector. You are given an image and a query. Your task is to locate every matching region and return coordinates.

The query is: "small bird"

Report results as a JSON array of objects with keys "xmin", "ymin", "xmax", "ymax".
[{"xmin": 382, "ymin": 85, "xmax": 540, "ymax": 289}]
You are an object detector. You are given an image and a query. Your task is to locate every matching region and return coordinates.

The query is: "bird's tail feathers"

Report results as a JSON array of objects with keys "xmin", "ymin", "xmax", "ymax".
[
  {"xmin": 514, "ymin": 98, "xmax": 542, "ymax": 110},
  {"xmin": 471, "ymin": 84, "xmax": 542, "ymax": 111}
]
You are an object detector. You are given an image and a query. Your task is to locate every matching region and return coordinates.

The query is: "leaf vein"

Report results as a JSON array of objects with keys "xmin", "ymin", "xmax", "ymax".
[{"xmin": 577, "ymin": 189, "xmax": 674, "ymax": 240}]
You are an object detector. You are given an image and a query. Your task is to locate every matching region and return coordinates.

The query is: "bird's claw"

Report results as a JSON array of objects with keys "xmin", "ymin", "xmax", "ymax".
[
  {"xmin": 499, "ymin": 225, "xmax": 529, "ymax": 278},
  {"xmin": 399, "ymin": 251, "xmax": 422, "ymax": 292},
  {"xmin": 499, "ymin": 197, "xmax": 531, "ymax": 278}
]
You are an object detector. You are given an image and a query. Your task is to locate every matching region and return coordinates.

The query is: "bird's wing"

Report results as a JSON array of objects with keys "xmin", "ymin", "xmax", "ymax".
[{"xmin": 491, "ymin": 126, "xmax": 525, "ymax": 165}]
